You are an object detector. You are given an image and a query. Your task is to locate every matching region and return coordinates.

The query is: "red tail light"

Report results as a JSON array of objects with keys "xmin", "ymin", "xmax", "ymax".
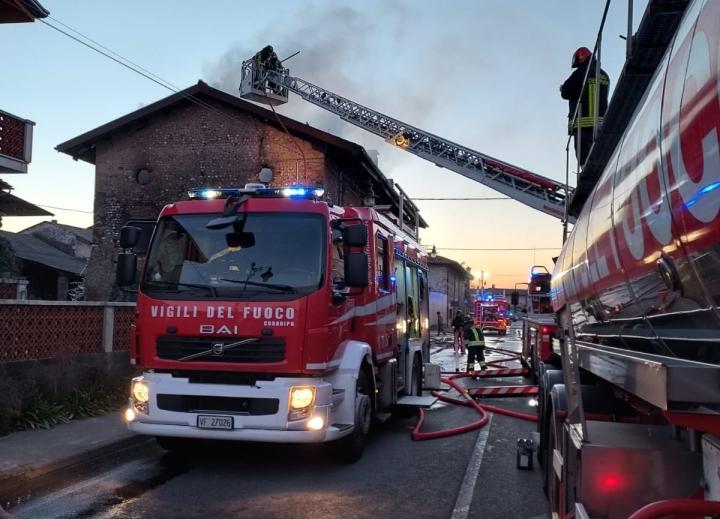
[
  {"xmin": 599, "ymin": 473, "xmax": 623, "ymax": 491},
  {"xmin": 541, "ymin": 326, "xmax": 549, "ymax": 334}
]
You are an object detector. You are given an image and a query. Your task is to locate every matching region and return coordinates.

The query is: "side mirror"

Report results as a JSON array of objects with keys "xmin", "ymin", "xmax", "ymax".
[
  {"xmin": 343, "ymin": 224, "xmax": 367, "ymax": 247},
  {"xmin": 344, "ymin": 252, "xmax": 369, "ymax": 288},
  {"xmin": 116, "ymin": 253, "xmax": 137, "ymax": 287},
  {"xmin": 511, "ymin": 291, "xmax": 519, "ymax": 306},
  {"xmin": 207, "ymin": 214, "xmax": 243, "ymax": 230},
  {"xmin": 120, "ymin": 226, "xmax": 141, "ymax": 249},
  {"xmin": 226, "ymin": 231, "xmax": 255, "ymax": 248}
]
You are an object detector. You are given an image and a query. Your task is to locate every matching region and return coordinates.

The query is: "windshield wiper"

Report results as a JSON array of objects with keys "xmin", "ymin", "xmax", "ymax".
[
  {"xmin": 219, "ymin": 278, "xmax": 296, "ymax": 293},
  {"xmin": 145, "ymin": 280, "xmax": 217, "ymax": 296}
]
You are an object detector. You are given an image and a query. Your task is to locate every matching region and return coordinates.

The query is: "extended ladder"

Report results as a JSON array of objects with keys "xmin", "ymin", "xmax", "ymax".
[{"xmin": 239, "ymin": 58, "xmax": 574, "ymax": 222}]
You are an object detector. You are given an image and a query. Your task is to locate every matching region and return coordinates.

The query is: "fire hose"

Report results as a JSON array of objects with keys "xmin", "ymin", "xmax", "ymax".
[
  {"xmin": 627, "ymin": 498, "xmax": 720, "ymax": 519},
  {"xmin": 411, "ymin": 373, "xmax": 537, "ymax": 441}
]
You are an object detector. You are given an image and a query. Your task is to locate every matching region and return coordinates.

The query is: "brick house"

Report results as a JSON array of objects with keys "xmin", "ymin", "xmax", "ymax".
[
  {"xmin": 57, "ymin": 81, "xmax": 424, "ymax": 300},
  {"xmin": 428, "ymin": 255, "xmax": 472, "ymax": 331}
]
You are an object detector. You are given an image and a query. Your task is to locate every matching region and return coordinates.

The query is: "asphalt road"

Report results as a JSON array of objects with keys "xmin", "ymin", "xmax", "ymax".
[{"xmin": 12, "ymin": 324, "xmax": 548, "ymax": 519}]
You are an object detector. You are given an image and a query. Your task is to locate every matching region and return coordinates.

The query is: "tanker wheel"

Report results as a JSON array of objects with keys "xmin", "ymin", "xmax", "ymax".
[
  {"xmin": 545, "ymin": 407, "xmax": 560, "ymax": 509},
  {"xmin": 544, "ymin": 385, "xmax": 566, "ymax": 508},
  {"xmin": 537, "ymin": 369, "xmax": 564, "ymax": 469},
  {"xmin": 331, "ymin": 366, "xmax": 373, "ymax": 463}
]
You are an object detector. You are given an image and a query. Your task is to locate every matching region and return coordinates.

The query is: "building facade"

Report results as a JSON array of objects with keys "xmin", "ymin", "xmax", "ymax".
[
  {"xmin": 428, "ymin": 255, "xmax": 472, "ymax": 331},
  {"xmin": 57, "ymin": 81, "xmax": 424, "ymax": 300}
]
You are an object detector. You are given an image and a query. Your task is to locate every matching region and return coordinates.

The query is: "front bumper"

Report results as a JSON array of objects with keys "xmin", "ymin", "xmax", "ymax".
[{"xmin": 127, "ymin": 372, "xmax": 351, "ymax": 443}]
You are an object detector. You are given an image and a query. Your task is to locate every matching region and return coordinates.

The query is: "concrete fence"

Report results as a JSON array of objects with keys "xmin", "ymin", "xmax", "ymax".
[{"xmin": 0, "ymin": 300, "xmax": 135, "ymax": 363}]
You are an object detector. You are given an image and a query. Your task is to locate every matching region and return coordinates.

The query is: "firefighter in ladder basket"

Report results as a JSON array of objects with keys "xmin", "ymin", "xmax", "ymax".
[
  {"xmin": 254, "ymin": 45, "xmax": 283, "ymax": 94},
  {"xmin": 464, "ymin": 317, "xmax": 487, "ymax": 373}
]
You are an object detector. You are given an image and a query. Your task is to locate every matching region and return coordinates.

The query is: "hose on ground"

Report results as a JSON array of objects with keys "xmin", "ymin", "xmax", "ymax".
[
  {"xmin": 411, "ymin": 377, "xmax": 488, "ymax": 440},
  {"xmin": 412, "ymin": 374, "xmax": 537, "ymax": 441}
]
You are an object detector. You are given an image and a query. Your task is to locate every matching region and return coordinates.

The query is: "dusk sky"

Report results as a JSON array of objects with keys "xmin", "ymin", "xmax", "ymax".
[{"xmin": 3, "ymin": 0, "xmax": 649, "ymax": 288}]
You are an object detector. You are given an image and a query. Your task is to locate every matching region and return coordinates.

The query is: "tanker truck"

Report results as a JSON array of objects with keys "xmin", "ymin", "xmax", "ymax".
[{"xmin": 538, "ymin": 0, "xmax": 720, "ymax": 516}]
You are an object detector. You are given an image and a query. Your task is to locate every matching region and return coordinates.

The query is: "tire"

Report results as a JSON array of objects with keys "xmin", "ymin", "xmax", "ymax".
[
  {"xmin": 544, "ymin": 385, "xmax": 567, "ymax": 501},
  {"xmin": 537, "ymin": 369, "xmax": 564, "ymax": 469},
  {"xmin": 331, "ymin": 367, "xmax": 373, "ymax": 463}
]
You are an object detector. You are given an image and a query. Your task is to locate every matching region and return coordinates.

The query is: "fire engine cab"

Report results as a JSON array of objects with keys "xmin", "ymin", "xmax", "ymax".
[
  {"xmin": 520, "ymin": 266, "xmax": 559, "ymax": 380},
  {"xmin": 116, "ymin": 184, "xmax": 433, "ymax": 461},
  {"xmin": 473, "ymin": 296, "xmax": 508, "ymax": 336}
]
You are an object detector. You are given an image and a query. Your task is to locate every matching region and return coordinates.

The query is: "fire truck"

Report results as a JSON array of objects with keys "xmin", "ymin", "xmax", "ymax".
[
  {"xmin": 473, "ymin": 297, "xmax": 508, "ymax": 335},
  {"xmin": 538, "ymin": 0, "xmax": 720, "ymax": 516},
  {"xmin": 519, "ymin": 266, "xmax": 559, "ymax": 381},
  {"xmin": 117, "ymin": 184, "xmax": 432, "ymax": 461}
]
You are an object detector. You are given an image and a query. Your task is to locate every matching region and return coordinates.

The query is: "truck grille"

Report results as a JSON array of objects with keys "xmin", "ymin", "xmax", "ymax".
[
  {"xmin": 156, "ymin": 336, "xmax": 285, "ymax": 363},
  {"xmin": 156, "ymin": 394, "xmax": 279, "ymax": 415}
]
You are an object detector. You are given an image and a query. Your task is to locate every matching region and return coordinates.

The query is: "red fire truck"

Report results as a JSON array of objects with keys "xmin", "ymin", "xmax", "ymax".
[
  {"xmin": 538, "ymin": 1, "xmax": 720, "ymax": 516},
  {"xmin": 520, "ymin": 266, "xmax": 559, "ymax": 381},
  {"xmin": 473, "ymin": 297, "xmax": 508, "ymax": 335},
  {"xmin": 117, "ymin": 184, "xmax": 431, "ymax": 461}
]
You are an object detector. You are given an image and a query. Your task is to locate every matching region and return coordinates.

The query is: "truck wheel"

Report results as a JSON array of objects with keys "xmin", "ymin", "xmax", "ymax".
[
  {"xmin": 537, "ymin": 369, "xmax": 564, "ymax": 469},
  {"xmin": 544, "ymin": 385, "xmax": 567, "ymax": 501},
  {"xmin": 331, "ymin": 367, "xmax": 373, "ymax": 463}
]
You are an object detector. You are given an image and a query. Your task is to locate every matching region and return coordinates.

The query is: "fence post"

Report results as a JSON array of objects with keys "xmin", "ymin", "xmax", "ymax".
[{"xmin": 102, "ymin": 305, "xmax": 115, "ymax": 353}]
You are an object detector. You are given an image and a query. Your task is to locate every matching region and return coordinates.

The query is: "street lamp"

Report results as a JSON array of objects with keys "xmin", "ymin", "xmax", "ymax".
[{"xmin": 473, "ymin": 270, "xmax": 491, "ymax": 299}]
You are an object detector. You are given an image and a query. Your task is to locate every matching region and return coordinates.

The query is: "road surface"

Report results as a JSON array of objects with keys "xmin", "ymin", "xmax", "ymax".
[{"xmin": 11, "ymin": 323, "xmax": 548, "ymax": 519}]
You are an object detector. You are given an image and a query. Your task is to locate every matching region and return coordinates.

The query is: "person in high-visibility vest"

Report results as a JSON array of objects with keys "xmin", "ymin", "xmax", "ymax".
[
  {"xmin": 560, "ymin": 46, "xmax": 610, "ymax": 167},
  {"xmin": 463, "ymin": 317, "xmax": 487, "ymax": 373}
]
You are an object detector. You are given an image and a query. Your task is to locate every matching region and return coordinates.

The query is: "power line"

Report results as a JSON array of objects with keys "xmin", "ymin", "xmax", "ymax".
[
  {"xmin": 40, "ymin": 17, "xmax": 307, "ymax": 162},
  {"xmin": 436, "ymin": 247, "xmax": 560, "ymax": 251},
  {"xmin": 413, "ymin": 197, "xmax": 510, "ymax": 201},
  {"xmin": 38, "ymin": 205, "xmax": 93, "ymax": 214}
]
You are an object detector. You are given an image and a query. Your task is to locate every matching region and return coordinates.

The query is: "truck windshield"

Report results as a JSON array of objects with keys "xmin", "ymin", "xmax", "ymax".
[{"xmin": 141, "ymin": 213, "xmax": 325, "ymax": 299}]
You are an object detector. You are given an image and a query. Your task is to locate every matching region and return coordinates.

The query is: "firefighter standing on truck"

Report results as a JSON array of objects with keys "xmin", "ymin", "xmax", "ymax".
[
  {"xmin": 560, "ymin": 46, "xmax": 610, "ymax": 166},
  {"xmin": 464, "ymin": 317, "xmax": 487, "ymax": 373}
]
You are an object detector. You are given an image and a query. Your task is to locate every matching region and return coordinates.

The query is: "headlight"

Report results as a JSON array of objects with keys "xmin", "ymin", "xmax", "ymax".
[
  {"xmin": 289, "ymin": 386, "xmax": 315, "ymax": 410},
  {"xmin": 307, "ymin": 416, "xmax": 325, "ymax": 431},
  {"xmin": 132, "ymin": 378, "xmax": 149, "ymax": 403}
]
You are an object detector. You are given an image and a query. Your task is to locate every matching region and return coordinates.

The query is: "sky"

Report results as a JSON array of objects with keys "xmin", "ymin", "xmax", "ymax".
[{"xmin": 2, "ymin": 0, "xmax": 650, "ymax": 288}]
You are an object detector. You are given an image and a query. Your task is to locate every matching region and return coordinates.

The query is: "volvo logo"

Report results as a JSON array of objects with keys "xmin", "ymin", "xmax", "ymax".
[{"xmin": 178, "ymin": 338, "xmax": 259, "ymax": 362}]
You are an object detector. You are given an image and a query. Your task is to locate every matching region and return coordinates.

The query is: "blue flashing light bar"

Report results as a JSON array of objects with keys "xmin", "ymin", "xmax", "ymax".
[{"xmin": 188, "ymin": 185, "xmax": 325, "ymax": 201}]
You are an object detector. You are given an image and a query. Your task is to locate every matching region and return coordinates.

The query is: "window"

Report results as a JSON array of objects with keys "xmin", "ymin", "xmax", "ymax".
[
  {"xmin": 376, "ymin": 235, "xmax": 388, "ymax": 291},
  {"xmin": 331, "ymin": 228, "xmax": 345, "ymax": 290},
  {"xmin": 142, "ymin": 213, "xmax": 325, "ymax": 299}
]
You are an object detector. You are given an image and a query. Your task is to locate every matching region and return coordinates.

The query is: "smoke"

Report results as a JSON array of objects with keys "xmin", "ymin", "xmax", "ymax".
[
  {"xmin": 202, "ymin": 1, "xmax": 558, "ymax": 178},
  {"xmin": 204, "ymin": 1, "xmax": 444, "ymax": 143}
]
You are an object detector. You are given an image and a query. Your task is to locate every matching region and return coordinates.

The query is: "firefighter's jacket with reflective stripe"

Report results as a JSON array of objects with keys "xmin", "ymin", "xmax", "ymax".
[
  {"xmin": 561, "ymin": 61, "xmax": 609, "ymax": 134},
  {"xmin": 463, "ymin": 326, "xmax": 485, "ymax": 348}
]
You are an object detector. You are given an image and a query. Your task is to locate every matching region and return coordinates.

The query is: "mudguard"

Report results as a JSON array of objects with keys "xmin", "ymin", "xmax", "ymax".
[{"xmin": 325, "ymin": 340, "xmax": 374, "ymax": 425}]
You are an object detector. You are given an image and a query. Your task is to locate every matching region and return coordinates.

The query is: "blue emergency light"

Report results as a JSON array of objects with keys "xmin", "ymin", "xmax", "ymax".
[{"xmin": 188, "ymin": 185, "xmax": 325, "ymax": 201}]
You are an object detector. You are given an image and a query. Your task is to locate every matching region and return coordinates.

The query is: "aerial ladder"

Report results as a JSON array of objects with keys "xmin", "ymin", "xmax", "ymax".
[{"xmin": 239, "ymin": 54, "xmax": 574, "ymax": 222}]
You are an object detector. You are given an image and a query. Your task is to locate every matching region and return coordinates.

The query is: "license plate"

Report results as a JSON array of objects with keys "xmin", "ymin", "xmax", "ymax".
[{"xmin": 197, "ymin": 415, "xmax": 233, "ymax": 430}]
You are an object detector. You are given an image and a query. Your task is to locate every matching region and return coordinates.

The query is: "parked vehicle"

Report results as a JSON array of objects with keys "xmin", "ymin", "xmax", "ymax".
[
  {"xmin": 538, "ymin": 1, "xmax": 720, "ymax": 516},
  {"xmin": 117, "ymin": 184, "xmax": 433, "ymax": 461}
]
